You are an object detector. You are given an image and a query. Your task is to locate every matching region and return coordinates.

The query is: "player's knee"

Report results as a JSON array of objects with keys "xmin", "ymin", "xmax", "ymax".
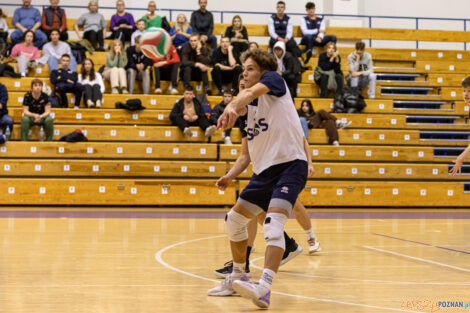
[
  {"xmin": 263, "ymin": 212, "xmax": 288, "ymax": 249},
  {"xmin": 225, "ymin": 209, "xmax": 250, "ymax": 242}
]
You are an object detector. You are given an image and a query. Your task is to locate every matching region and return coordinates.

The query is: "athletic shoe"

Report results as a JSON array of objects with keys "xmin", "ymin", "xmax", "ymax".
[
  {"xmin": 304, "ymin": 49, "xmax": 313, "ymax": 64},
  {"xmin": 154, "ymin": 88, "xmax": 162, "ymax": 94},
  {"xmin": 214, "ymin": 260, "xmax": 251, "ymax": 279},
  {"xmin": 224, "ymin": 136, "xmax": 232, "ymax": 145},
  {"xmin": 205, "ymin": 125, "xmax": 217, "ymax": 137},
  {"xmin": 121, "ymin": 88, "xmax": 129, "ymax": 94},
  {"xmin": 332, "ymin": 140, "xmax": 340, "ymax": 146},
  {"xmin": 95, "ymin": 100, "xmax": 102, "ymax": 108},
  {"xmin": 183, "ymin": 127, "xmax": 192, "ymax": 137},
  {"xmin": 308, "ymin": 237, "xmax": 322, "ymax": 254},
  {"xmin": 112, "ymin": 88, "xmax": 119, "ymax": 94},
  {"xmin": 87, "ymin": 99, "xmax": 95, "ymax": 108},
  {"xmin": 280, "ymin": 238, "xmax": 303, "ymax": 266},
  {"xmin": 232, "ymin": 280, "xmax": 270, "ymax": 309},
  {"xmin": 337, "ymin": 120, "xmax": 352, "ymax": 129},
  {"xmin": 170, "ymin": 88, "xmax": 179, "ymax": 95},
  {"xmin": 207, "ymin": 274, "xmax": 250, "ymax": 296}
]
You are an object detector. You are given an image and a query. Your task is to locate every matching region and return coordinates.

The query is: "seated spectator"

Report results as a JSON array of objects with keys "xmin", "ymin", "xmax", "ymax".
[
  {"xmin": 153, "ymin": 43, "xmax": 180, "ymax": 95},
  {"xmin": 268, "ymin": 1, "xmax": 301, "ymax": 58},
  {"xmin": 170, "ymin": 14, "xmax": 192, "ymax": 53},
  {"xmin": 43, "ymin": 28, "xmax": 76, "ymax": 71},
  {"xmin": 273, "ymin": 41, "xmax": 302, "ymax": 98},
  {"xmin": 11, "ymin": 0, "xmax": 47, "ymax": 48},
  {"xmin": 300, "ymin": 2, "xmax": 337, "ymax": 63},
  {"xmin": 21, "ymin": 79, "xmax": 53, "ymax": 141},
  {"xmin": 110, "ymin": 0, "xmax": 135, "ymax": 45},
  {"xmin": 191, "ymin": 0, "xmax": 217, "ymax": 51},
  {"xmin": 314, "ymin": 41, "xmax": 344, "ymax": 98},
  {"xmin": 170, "ymin": 86, "xmax": 216, "ymax": 138},
  {"xmin": 0, "ymin": 9, "xmax": 9, "ymax": 52},
  {"xmin": 126, "ymin": 35, "xmax": 152, "ymax": 95},
  {"xmin": 297, "ymin": 99, "xmax": 350, "ymax": 145},
  {"xmin": 224, "ymin": 15, "xmax": 249, "ymax": 56},
  {"xmin": 0, "ymin": 82, "xmax": 14, "ymax": 139},
  {"xmin": 142, "ymin": 1, "xmax": 170, "ymax": 31},
  {"xmin": 74, "ymin": 0, "xmax": 106, "ymax": 51},
  {"xmin": 210, "ymin": 89, "xmax": 235, "ymax": 144},
  {"xmin": 78, "ymin": 58, "xmax": 105, "ymax": 108},
  {"xmin": 41, "ymin": 0, "xmax": 68, "ymax": 41},
  {"xmin": 181, "ymin": 33, "xmax": 211, "ymax": 95},
  {"xmin": 131, "ymin": 19, "xmax": 145, "ymax": 46},
  {"xmin": 347, "ymin": 42, "xmax": 376, "ymax": 99},
  {"xmin": 50, "ymin": 54, "xmax": 83, "ymax": 108},
  {"xmin": 11, "ymin": 30, "xmax": 48, "ymax": 77},
  {"xmin": 211, "ymin": 37, "xmax": 243, "ymax": 95},
  {"xmin": 103, "ymin": 39, "xmax": 128, "ymax": 94},
  {"xmin": 248, "ymin": 41, "xmax": 258, "ymax": 52}
]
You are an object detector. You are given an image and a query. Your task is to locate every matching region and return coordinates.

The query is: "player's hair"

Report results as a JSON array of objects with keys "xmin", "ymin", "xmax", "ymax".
[
  {"xmin": 325, "ymin": 41, "xmax": 337, "ymax": 51},
  {"xmin": 190, "ymin": 33, "xmax": 200, "ymax": 39},
  {"xmin": 355, "ymin": 42, "xmax": 366, "ymax": 50},
  {"xmin": 249, "ymin": 42, "xmax": 259, "ymax": 49},
  {"xmin": 81, "ymin": 57, "xmax": 96, "ymax": 81},
  {"xmin": 60, "ymin": 53, "xmax": 71, "ymax": 59},
  {"xmin": 241, "ymin": 49, "xmax": 278, "ymax": 72},
  {"xmin": 31, "ymin": 78, "xmax": 43, "ymax": 89},
  {"xmin": 184, "ymin": 86, "xmax": 194, "ymax": 92},
  {"xmin": 49, "ymin": 28, "xmax": 60, "ymax": 37},
  {"xmin": 277, "ymin": 1, "xmax": 285, "ymax": 6},
  {"xmin": 462, "ymin": 76, "xmax": 470, "ymax": 88},
  {"xmin": 306, "ymin": 2, "xmax": 315, "ymax": 9}
]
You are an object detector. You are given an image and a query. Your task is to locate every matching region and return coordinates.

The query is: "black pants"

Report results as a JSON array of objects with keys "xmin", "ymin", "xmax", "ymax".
[
  {"xmin": 231, "ymin": 42, "xmax": 248, "ymax": 56},
  {"xmin": 44, "ymin": 29, "xmax": 68, "ymax": 41},
  {"xmin": 84, "ymin": 30, "xmax": 104, "ymax": 49},
  {"xmin": 83, "ymin": 84, "xmax": 102, "ymax": 103},
  {"xmin": 112, "ymin": 28, "xmax": 133, "ymax": 44},
  {"xmin": 55, "ymin": 82, "xmax": 83, "ymax": 108},
  {"xmin": 154, "ymin": 63, "xmax": 179, "ymax": 88},
  {"xmin": 300, "ymin": 35, "xmax": 337, "ymax": 51},
  {"xmin": 283, "ymin": 74, "xmax": 298, "ymax": 98},
  {"xmin": 171, "ymin": 114, "xmax": 211, "ymax": 132},
  {"xmin": 269, "ymin": 37, "xmax": 302, "ymax": 58},
  {"xmin": 211, "ymin": 65, "xmax": 243, "ymax": 93},
  {"xmin": 183, "ymin": 66, "xmax": 209, "ymax": 89},
  {"xmin": 316, "ymin": 73, "xmax": 344, "ymax": 98}
]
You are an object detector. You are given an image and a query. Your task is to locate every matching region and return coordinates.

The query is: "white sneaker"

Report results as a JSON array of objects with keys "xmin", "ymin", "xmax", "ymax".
[
  {"xmin": 95, "ymin": 100, "xmax": 102, "ymax": 108},
  {"xmin": 207, "ymin": 274, "xmax": 249, "ymax": 296},
  {"xmin": 154, "ymin": 88, "xmax": 162, "ymax": 94},
  {"xmin": 183, "ymin": 127, "xmax": 192, "ymax": 137},
  {"xmin": 224, "ymin": 136, "xmax": 232, "ymax": 145},
  {"xmin": 87, "ymin": 99, "xmax": 95, "ymax": 108},
  {"xmin": 232, "ymin": 280, "xmax": 271, "ymax": 308},
  {"xmin": 332, "ymin": 140, "xmax": 340, "ymax": 146},
  {"xmin": 308, "ymin": 237, "xmax": 322, "ymax": 254},
  {"xmin": 170, "ymin": 88, "xmax": 179, "ymax": 95},
  {"xmin": 205, "ymin": 125, "xmax": 217, "ymax": 137},
  {"xmin": 337, "ymin": 120, "xmax": 352, "ymax": 129}
]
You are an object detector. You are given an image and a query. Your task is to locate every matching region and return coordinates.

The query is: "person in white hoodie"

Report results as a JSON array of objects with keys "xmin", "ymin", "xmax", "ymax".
[
  {"xmin": 347, "ymin": 42, "xmax": 376, "ymax": 99},
  {"xmin": 272, "ymin": 41, "xmax": 301, "ymax": 98},
  {"xmin": 78, "ymin": 58, "xmax": 105, "ymax": 108}
]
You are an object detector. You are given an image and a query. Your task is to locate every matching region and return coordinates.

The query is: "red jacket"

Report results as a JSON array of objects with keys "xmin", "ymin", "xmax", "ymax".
[{"xmin": 153, "ymin": 45, "xmax": 180, "ymax": 66}]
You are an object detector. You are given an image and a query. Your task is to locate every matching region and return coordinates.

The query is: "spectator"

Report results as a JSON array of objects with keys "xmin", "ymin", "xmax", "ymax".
[
  {"xmin": 131, "ymin": 19, "xmax": 145, "ymax": 46},
  {"xmin": 110, "ymin": 0, "xmax": 135, "ymax": 45},
  {"xmin": 0, "ymin": 83, "xmax": 14, "ymax": 139},
  {"xmin": 181, "ymin": 33, "xmax": 211, "ymax": 95},
  {"xmin": 190, "ymin": 0, "xmax": 217, "ymax": 51},
  {"xmin": 41, "ymin": 0, "xmax": 68, "ymax": 41},
  {"xmin": 314, "ymin": 41, "xmax": 343, "ymax": 98},
  {"xmin": 126, "ymin": 35, "xmax": 152, "ymax": 94},
  {"xmin": 153, "ymin": 43, "xmax": 180, "ymax": 95},
  {"xmin": 21, "ymin": 79, "xmax": 53, "ymax": 141},
  {"xmin": 210, "ymin": 89, "xmax": 235, "ymax": 144},
  {"xmin": 248, "ymin": 41, "xmax": 259, "ymax": 51},
  {"xmin": 78, "ymin": 58, "xmax": 105, "ymax": 108},
  {"xmin": 103, "ymin": 39, "xmax": 128, "ymax": 94},
  {"xmin": 224, "ymin": 15, "xmax": 249, "ymax": 56},
  {"xmin": 50, "ymin": 54, "xmax": 83, "ymax": 108},
  {"xmin": 75, "ymin": 0, "xmax": 106, "ymax": 51},
  {"xmin": 211, "ymin": 37, "xmax": 243, "ymax": 95},
  {"xmin": 170, "ymin": 86, "xmax": 216, "ymax": 138},
  {"xmin": 142, "ymin": 1, "xmax": 170, "ymax": 31},
  {"xmin": 11, "ymin": 30, "xmax": 48, "ymax": 77},
  {"xmin": 0, "ymin": 9, "xmax": 9, "ymax": 51},
  {"xmin": 273, "ymin": 41, "xmax": 301, "ymax": 98},
  {"xmin": 43, "ymin": 28, "xmax": 76, "ymax": 71},
  {"xmin": 268, "ymin": 1, "xmax": 301, "ymax": 58},
  {"xmin": 170, "ymin": 14, "xmax": 192, "ymax": 52},
  {"xmin": 11, "ymin": 0, "xmax": 47, "ymax": 48},
  {"xmin": 297, "ymin": 99, "xmax": 350, "ymax": 145},
  {"xmin": 300, "ymin": 2, "xmax": 337, "ymax": 63},
  {"xmin": 347, "ymin": 42, "xmax": 376, "ymax": 99}
]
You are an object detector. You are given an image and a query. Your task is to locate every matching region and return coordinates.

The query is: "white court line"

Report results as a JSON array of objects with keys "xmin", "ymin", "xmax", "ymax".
[
  {"xmin": 155, "ymin": 235, "xmax": 426, "ymax": 313},
  {"xmin": 363, "ymin": 246, "xmax": 470, "ymax": 273}
]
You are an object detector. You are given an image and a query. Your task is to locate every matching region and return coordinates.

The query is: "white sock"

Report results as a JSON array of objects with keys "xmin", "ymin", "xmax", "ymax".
[
  {"xmin": 305, "ymin": 228, "xmax": 316, "ymax": 239},
  {"xmin": 259, "ymin": 268, "xmax": 276, "ymax": 290},
  {"xmin": 231, "ymin": 261, "xmax": 245, "ymax": 278}
]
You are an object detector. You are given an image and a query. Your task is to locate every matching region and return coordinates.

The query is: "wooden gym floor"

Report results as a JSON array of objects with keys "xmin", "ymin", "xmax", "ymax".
[{"xmin": 1, "ymin": 208, "xmax": 470, "ymax": 313}]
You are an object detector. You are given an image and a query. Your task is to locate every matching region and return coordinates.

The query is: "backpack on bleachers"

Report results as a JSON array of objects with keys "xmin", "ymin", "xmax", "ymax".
[
  {"xmin": 333, "ymin": 86, "xmax": 366, "ymax": 113},
  {"xmin": 67, "ymin": 41, "xmax": 87, "ymax": 65}
]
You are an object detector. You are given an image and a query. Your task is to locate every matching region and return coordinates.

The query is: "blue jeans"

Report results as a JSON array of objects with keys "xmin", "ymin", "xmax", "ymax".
[
  {"xmin": 0, "ymin": 114, "xmax": 14, "ymax": 135},
  {"xmin": 299, "ymin": 117, "xmax": 309, "ymax": 140},
  {"xmin": 48, "ymin": 55, "xmax": 78, "ymax": 72},
  {"xmin": 11, "ymin": 29, "xmax": 47, "ymax": 48}
]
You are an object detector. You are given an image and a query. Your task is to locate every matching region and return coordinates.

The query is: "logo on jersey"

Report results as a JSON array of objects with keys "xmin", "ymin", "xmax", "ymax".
[
  {"xmin": 247, "ymin": 118, "xmax": 269, "ymax": 141},
  {"xmin": 281, "ymin": 186, "xmax": 289, "ymax": 194}
]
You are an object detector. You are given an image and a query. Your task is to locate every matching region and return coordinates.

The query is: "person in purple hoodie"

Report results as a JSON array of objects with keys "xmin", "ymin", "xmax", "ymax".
[{"xmin": 109, "ymin": 0, "xmax": 135, "ymax": 44}]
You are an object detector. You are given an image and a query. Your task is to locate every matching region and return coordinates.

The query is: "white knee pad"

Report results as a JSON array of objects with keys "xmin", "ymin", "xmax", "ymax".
[
  {"xmin": 263, "ymin": 212, "xmax": 288, "ymax": 249},
  {"xmin": 225, "ymin": 209, "xmax": 250, "ymax": 242}
]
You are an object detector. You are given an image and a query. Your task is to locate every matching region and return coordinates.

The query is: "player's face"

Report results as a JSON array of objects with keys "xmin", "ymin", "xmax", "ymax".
[
  {"xmin": 116, "ymin": 1, "xmax": 125, "ymax": 12},
  {"xmin": 137, "ymin": 21, "xmax": 145, "ymax": 31},
  {"xmin": 184, "ymin": 90, "xmax": 194, "ymax": 102},
  {"xmin": 32, "ymin": 83, "xmax": 42, "ymax": 94},
  {"xmin": 306, "ymin": 7, "xmax": 315, "ymax": 16},
  {"xmin": 238, "ymin": 77, "xmax": 246, "ymax": 91},
  {"xmin": 23, "ymin": 0, "xmax": 31, "ymax": 8},
  {"xmin": 301, "ymin": 102, "xmax": 309, "ymax": 112},
  {"xmin": 326, "ymin": 44, "xmax": 335, "ymax": 56},
  {"xmin": 233, "ymin": 17, "xmax": 241, "ymax": 28},
  {"xmin": 60, "ymin": 56, "xmax": 70, "ymax": 69},
  {"xmin": 243, "ymin": 57, "xmax": 262, "ymax": 89},
  {"xmin": 223, "ymin": 93, "xmax": 233, "ymax": 104},
  {"xmin": 463, "ymin": 87, "xmax": 470, "ymax": 104},
  {"xmin": 356, "ymin": 49, "xmax": 364, "ymax": 58},
  {"xmin": 148, "ymin": 3, "xmax": 156, "ymax": 13},
  {"xmin": 89, "ymin": 2, "xmax": 98, "ymax": 13},
  {"xmin": 276, "ymin": 4, "xmax": 285, "ymax": 15},
  {"xmin": 50, "ymin": 31, "xmax": 59, "ymax": 43},
  {"xmin": 84, "ymin": 60, "xmax": 92, "ymax": 72},
  {"xmin": 274, "ymin": 47, "xmax": 283, "ymax": 58},
  {"xmin": 177, "ymin": 14, "xmax": 186, "ymax": 24},
  {"xmin": 220, "ymin": 38, "xmax": 230, "ymax": 50},
  {"xmin": 189, "ymin": 36, "xmax": 199, "ymax": 49},
  {"xmin": 50, "ymin": 0, "xmax": 59, "ymax": 8},
  {"xmin": 24, "ymin": 32, "xmax": 34, "ymax": 44},
  {"xmin": 199, "ymin": 0, "xmax": 207, "ymax": 11}
]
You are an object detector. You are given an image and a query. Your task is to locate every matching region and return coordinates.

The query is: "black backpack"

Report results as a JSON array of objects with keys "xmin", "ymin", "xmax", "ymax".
[
  {"xmin": 59, "ymin": 129, "xmax": 88, "ymax": 142},
  {"xmin": 333, "ymin": 87, "xmax": 366, "ymax": 113},
  {"xmin": 115, "ymin": 99, "xmax": 146, "ymax": 111}
]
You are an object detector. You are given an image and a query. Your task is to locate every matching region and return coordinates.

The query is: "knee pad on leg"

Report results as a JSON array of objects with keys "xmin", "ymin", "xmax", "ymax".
[
  {"xmin": 263, "ymin": 212, "xmax": 288, "ymax": 249},
  {"xmin": 225, "ymin": 209, "xmax": 250, "ymax": 242}
]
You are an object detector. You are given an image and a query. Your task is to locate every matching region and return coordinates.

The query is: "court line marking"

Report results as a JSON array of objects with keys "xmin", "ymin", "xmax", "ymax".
[
  {"xmin": 155, "ymin": 235, "xmax": 426, "ymax": 313},
  {"xmin": 249, "ymin": 257, "xmax": 470, "ymax": 286},
  {"xmin": 363, "ymin": 246, "xmax": 470, "ymax": 273}
]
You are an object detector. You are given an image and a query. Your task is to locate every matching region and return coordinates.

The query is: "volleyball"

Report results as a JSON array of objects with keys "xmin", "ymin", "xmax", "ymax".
[{"xmin": 140, "ymin": 27, "xmax": 172, "ymax": 61}]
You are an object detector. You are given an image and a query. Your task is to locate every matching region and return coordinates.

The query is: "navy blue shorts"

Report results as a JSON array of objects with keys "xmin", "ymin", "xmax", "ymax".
[{"xmin": 238, "ymin": 159, "xmax": 308, "ymax": 214}]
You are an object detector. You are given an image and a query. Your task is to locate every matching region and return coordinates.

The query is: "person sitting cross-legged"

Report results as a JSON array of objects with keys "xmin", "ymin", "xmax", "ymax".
[{"xmin": 50, "ymin": 54, "xmax": 83, "ymax": 108}]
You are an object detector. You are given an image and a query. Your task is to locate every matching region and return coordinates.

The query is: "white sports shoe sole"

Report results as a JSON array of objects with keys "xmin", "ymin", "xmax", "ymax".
[{"xmin": 232, "ymin": 281, "xmax": 270, "ymax": 309}]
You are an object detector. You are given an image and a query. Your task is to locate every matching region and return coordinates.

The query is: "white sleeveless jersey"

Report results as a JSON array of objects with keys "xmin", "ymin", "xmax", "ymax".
[{"xmin": 242, "ymin": 71, "xmax": 307, "ymax": 174}]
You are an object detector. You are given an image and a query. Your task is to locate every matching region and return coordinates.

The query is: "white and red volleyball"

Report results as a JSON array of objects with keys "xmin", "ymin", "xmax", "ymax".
[{"xmin": 140, "ymin": 27, "xmax": 172, "ymax": 62}]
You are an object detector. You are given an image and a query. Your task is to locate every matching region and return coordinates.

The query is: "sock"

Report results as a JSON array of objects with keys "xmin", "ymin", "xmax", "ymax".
[
  {"xmin": 305, "ymin": 228, "xmax": 316, "ymax": 239},
  {"xmin": 245, "ymin": 246, "xmax": 252, "ymax": 267},
  {"xmin": 259, "ymin": 268, "xmax": 276, "ymax": 290},
  {"xmin": 231, "ymin": 261, "xmax": 245, "ymax": 278}
]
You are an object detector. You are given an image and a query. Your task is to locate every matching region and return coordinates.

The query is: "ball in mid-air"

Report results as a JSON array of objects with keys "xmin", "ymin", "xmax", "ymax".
[{"xmin": 140, "ymin": 27, "xmax": 172, "ymax": 61}]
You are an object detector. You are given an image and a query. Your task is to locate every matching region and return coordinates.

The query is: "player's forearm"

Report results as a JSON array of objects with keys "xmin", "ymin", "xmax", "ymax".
[
  {"xmin": 457, "ymin": 145, "xmax": 470, "ymax": 161},
  {"xmin": 303, "ymin": 137, "xmax": 312, "ymax": 165},
  {"xmin": 226, "ymin": 154, "xmax": 251, "ymax": 179},
  {"xmin": 228, "ymin": 89, "xmax": 255, "ymax": 115}
]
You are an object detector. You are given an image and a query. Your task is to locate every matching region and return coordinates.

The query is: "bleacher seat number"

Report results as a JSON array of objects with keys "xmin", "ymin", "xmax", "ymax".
[
  {"xmin": 8, "ymin": 187, "xmax": 15, "ymax": 194},
  {"xmin": 139, "ymin": 131, "xmax": 145, "ymax": 137},
  {"xmin": 181, "ymin": 166, "xmax": 187, "ymax": 173},
  {"xmin": 69, "ymin": 186, "xmax": 75, "ymax": 194},
  {"xmin": 0, "ymin": 147, "xmax": 6, "ymax": 153},
  {"xmin": 393, "ymin": 188, "xmax": 399, "ymax": 195},
  {"xmin": 433, "ymin": 169, "xmax": 438, "ymax": 175},
  {"xmin": 418, "ymin": 151, "xmax": 424, "ymax": 158},
  {"xmin": 162, "ymin": 187, "xmax": 168, "ymax": 194},
  {"xmin": 58, "ymin": 147, "xmax": 64, "ymax": 153},
  {"xmin": 4, "ymin": 164, "xmax": 10, "ymax": 171},
  {"xmin": 173, "ymin": 148, "xmax": 179, "ymax": 154},
  {"xmin": 93, "ymin": 165, "xmax": 99, "ymax": 172},
  {"xmin": 379, "ymin": 168, "xmax": 385, "ymax": 174},
  {"xmin": 146, "ymin": 147, "xmax": 153, "ymax": 154},
  {"xmin": 230, "ymin": 149, "xmax": 237, "ymax": 155},
  {"xmin": 324, "ymin": 168, "xmax": 330, "ymax": 174},
  {"xmin": 39, "ymin": 187, "xmax": 46, "ymax": 194},
  {"xmin": 339, "ymin": 150, "xmax": 345, "ymax": 157},
  {"xmin": 448, "ymin": 190, "xmax": 454, "ymax": 196},
  {"xmin": 190, "ymin": 188, "xmax": 196, "ymax": 194},
  {"xmin": 200, "ymin": 148, "xmax": 206, "ymax": 155},
  {"xmin": 63, "ymin": 165, "xmax": 70, "ymax": 172},
  {"xmin": 209, "ymin": 166, "xmax": 215, "ymax": 172},
  {"xmin": 406, "ymin": 168, "xmax": 412, "ymax": 175},
  {"xmin": 14, "ymin": 81, "xmax": 20, "ymax": 87},
  {"xmin": 366, "ymin": 150, "xmax": 372, "ymax": 157},
  {"xmin": 420, "ymin": 189, "xmax": 427, "ymax": 196},
  {"xmin": 336, "ymin": 189, "xmax": 343, "ymax": 196},
  {"xmin": 312, "ymin": 149, "xmax": 319, "ymax": 156},
  {"xmin": 35, "ymin": 165, "xmax": 41, "ymax": 171},
  {"xmin": 30, "ymin": 147, "xmax": 36, "ymax": 153},
  {"xmin": 133, "ymin": 114, "xmax": 139, "ymax": 120},
  {"xmin": 154, "ymin": 166, "xmax": 160, "ymax": 172},
  {"xmin": 117, "ymin": 147, "xmax": 123, "ymax": 154},
  {"xmin": 76, "ymin": 113, "xmax": 82, "ymax": 120},
  {"xmin": 364, "ymin": 188, "xmax": 371, "ymax": 195},
  {"xmin": 165, "ymin": 130, "xmax": 171, "ymax": 137},
  {"xmin": 110, "ymin": 130, "xmax": 117, "ymax": 136},
  {"xmin": 352, "ymin": 168, "xmax": 357, "ymax": 175},
  {"xmin": 87, "ymin": 147, "xmax": 93, "ymax": 154},
  {"xmin": 123, "ymin": 165, "xmax": 130, "ymax": 172},
  {"xmin": 99, "ymin": 186, "xmax": 106, "ymax": 193},
  {"xmin": 131, "ymin": 188, "xmax": 137, "ymax": 195},
  {"xmin": 310, "ymin": 188, "xmax": 317, "ymax": 195},
  {"xmin": 104, "ymin": 113, "xmax": 110, "ymax": 119}
]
